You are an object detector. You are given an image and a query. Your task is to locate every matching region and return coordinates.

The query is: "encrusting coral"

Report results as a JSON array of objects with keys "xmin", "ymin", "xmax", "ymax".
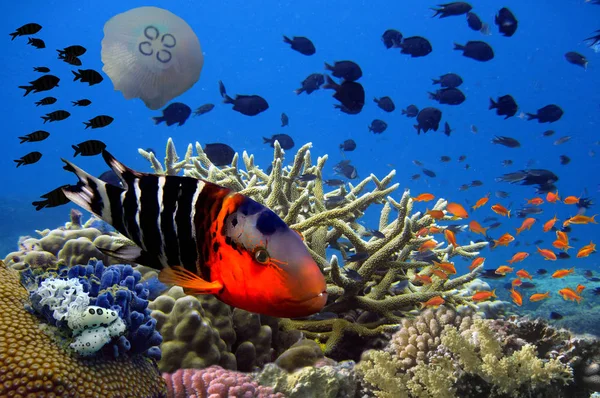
[
  {"xmin": 0, "ymin": 260, "xmax": 166, "ymax": 397},
  {"xmin": 140, "ymin": 138, "xmax": 489, "ymax": 360}
]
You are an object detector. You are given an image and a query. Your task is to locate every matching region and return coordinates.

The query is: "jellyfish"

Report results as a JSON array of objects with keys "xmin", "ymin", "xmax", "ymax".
[{"xmin": 101, "ymin": 6, "xmax": 203, "ymax": 110}]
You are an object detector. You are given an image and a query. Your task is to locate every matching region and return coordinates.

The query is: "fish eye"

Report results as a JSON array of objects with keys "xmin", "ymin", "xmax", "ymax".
[{"xmin": 254, "ymin": 248, "xmax": 270, "ymax": 264}]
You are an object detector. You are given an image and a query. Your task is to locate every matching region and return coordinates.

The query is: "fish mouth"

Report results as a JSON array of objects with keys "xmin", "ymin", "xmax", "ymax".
[{"xmin": 288, "ymin": 290, "xmax": 328, "ymax": 316}]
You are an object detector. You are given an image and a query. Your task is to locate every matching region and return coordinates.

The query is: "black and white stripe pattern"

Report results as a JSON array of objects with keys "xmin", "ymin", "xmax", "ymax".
[{"xmin": 62, "ymin": 151, "xmax": 208, "ymax": 274}]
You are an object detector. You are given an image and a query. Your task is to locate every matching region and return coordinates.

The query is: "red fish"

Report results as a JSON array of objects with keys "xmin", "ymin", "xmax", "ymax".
[{"xmin": 60, "ymin": 151, "xmax": 327, "ymax": 318}]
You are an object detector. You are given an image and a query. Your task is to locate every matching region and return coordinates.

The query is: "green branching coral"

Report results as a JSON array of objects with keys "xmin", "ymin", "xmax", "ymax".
[{"xmin": 140, "ymin": 138, "xmax": 488, "ymax": 359}]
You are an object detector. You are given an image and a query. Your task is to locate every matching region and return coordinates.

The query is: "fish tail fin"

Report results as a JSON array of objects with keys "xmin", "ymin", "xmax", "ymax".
[
  {"xmin": 489, "ymin": 98, "xmax": 497, "ymax": 109},
  {"xmin": 35, "ymin": 100, "xmax": 41, "ymax": 106},
  {"xmin": 324, "ymin": 62, "xmax": 333, "ymax": 71},
  {"xmin": 525, "ymin": 113, "xmax": 537, "ymax": 120},
  {"xmin": 19, "ymin": 85, "xmax": 34, "ymax": 96},
  {"xmin": 41, "ymin": 116, "xmax": 50, "ymax": 123},
  {"xmin": 31, "ymin": 200, "xmax": 48, "ymax": 211},
  {"xmin": 222, "ymin": 94, "xmax": 234, "ymax": 104},
  {"xmin": 413, "ymin": 125, "xmax": 421, "ymax": 134},
  {"xmin": 453, "ymin": 43, "xmax": 465, "ymax": 51},
  {"xmin": 491, "ymin": 289, "xmax": 497, "ymax": 298},
  {"xmin": 56, "ymin": 49, "xmax": 65, "ymax": 58},
  {"xmin": 71, "ymin": 145, "xmax": 81, "ymax": 157},
  {"xmin": 431, "ymin": 78, "xmax": 440, "ymax": 85},
  {"xmin": 72, "ymin": 101, "xmax": 79, "ymax": 106},
  {"xmin": 293, "ymin": 87, "xmax": 304, "ymax": 95},
  {"xmin": 430, "ymin": 7, "xmax": 442, "ymax": 17},
  {"xmin": 72, "ymin": 70, "xmax": 81, "ymax": 81},
  {"xmin": 283, "ymin": 35, "xmax": 292, "ymax": 44},
  {"xmin": 18, "ymin": 136, "xmax": 29, "ymax": 144},
  {"xmin": 322, "ymin": 74, "xmax": 337, "ymax": 90},
  {"xmin": 401, "ymin": 109, "xmax": 407, "ymax": 115},
  {"xmin": 9, "ymin": 31, "xmax": 18, "ymax": 40},
  {"xmin": 27, "ymin": 37, "xmax": 32, "ymax": 44},
  {"xmin": 427, "ymin": 92, "xmax": 436, "ymax": 100},
  {"xmin": 262, "ymin": 136, "xmax": 272, "ymax": 144},
  {"xmin": 13, "ymin": 159, "xmax": 24, "ymax": 167},
  {"xmin": 152, "ymin": 116, "xmax": 165, "ymax": 125}
]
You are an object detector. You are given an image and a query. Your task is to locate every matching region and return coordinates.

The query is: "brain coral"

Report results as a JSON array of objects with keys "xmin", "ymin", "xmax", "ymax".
[{"xmin": 0, "ymin": 260, "xmax": 167, "ymax": 397}]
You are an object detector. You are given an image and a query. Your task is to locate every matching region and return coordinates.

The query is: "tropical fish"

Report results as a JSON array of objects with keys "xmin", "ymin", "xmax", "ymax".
[
  {"xmin": 444, "ymin": 229, "xmax": 459, "ymax": 248},
  {"xmin": 420, "ymin": 296, "xmax": 445, "ymax": 309},
  {"xmin": 426, "ymin": 210, "xmax": 445, "ymax": 220},
  {"xmin": 470, "ymin": 257, "xmax": 485, "ymax": 270},
  {"xmin": 433, "ymin": 261, "xmax": 456, "ymax": 275},
  {"xmin": 495, "ymin": 265, "xmax": 514, "ymax": 275},
  {"xmin": 558, "ymin": 288, "xmax": 581, "ymax": 303},
  {"xmin": 543, "ymin": 215, "xmax": 559, "ymax": 232},
  {"xmin": 59, "ymin": 150, "xmax": 327, "ymax": 318},
  {"xmin": 472, "ymin": 290, "xmax": 496, "ymax": 302},
  {"xmin": 510, "ymin": 288, "xmax": 522, "ymax": 306},
  {"xmin": 469, "ymin": 220, "xmax": 488, "ymax": 235},
  {"xmin": 516, "ymin": 218, "xmax": 535, "ymax": 234},
  {"xmin": 516, "ymin": 269, "xmax": 533, "ymax": 280},
  {"xmin": 537, "ymin": 247, "xmax": 557, "ymax": 261},
  {"xmin": 491, "ymin": 204, "xmax": 510, "ymax": 217},
  {"xmin": 508, "ymin": 252, "xmax": 529, "ymax": 264},
  {"xmin": 446, "ymin": 202, "xmax": 468, "ymax": 218},
  {"xmin": 529, "ymin": 292, "xmax": 550, "ymax": 302},
  {"xmin": 431, "ymin": 269, "xmax": 449, "ymax": 280},
  {"xmin": 472, "ymin": 195, "xmax": 490, "ymax": 210},
  {"xmin": 552, "ymin": 268, "xmax": 575, "ymax": 278}
]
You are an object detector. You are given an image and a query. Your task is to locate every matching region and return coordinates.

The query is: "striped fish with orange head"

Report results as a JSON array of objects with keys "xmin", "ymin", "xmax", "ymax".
[{"xmin": 59, "ymin": 150, "xmax": 327, "ymax": 318}]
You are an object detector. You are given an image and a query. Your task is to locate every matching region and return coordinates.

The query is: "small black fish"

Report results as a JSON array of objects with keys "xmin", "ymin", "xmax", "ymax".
[
  {"xmin": 281, "ymin": 112, "xmax": 289, "ymax": 127},
  {"xmin": 263, "ymin": 134, "xmax": 294, "ymax": 150},
  {"xmin": 489, "ymin": 95, "xmax": 518, "ymax": 119},
  {"xmin": 411, "ymin": 174, "xmax": 421, "ymax": 181},
  {"xmin": 454, "ymin": 41, "xmax": 494, "ymax": 62},
  {"xmin": 488, "ymin": 222, "xmax": 502, "ymax": 229},
  {"xmin": 495, "ymin": 191, "xmax": 510, "ymax": 198},
  {"xmin": 466, "ymin": 12, "xmax": 483, "ymax": 31},
  {"xmin": 441, "ymin": 156, "xmax": 451, "ymax": 162},
  {"xmin": 84, "ymin": 115, "xmax": 114, "ymax": 129},
  {"xmin": 480, "ymin": 268, "xmax": 505, "ymax": 279},
  {"xmin": 549, "ymin": 312, "xmax": 563, "ymax": 320},
  {"xmin": 35, "ymin": 97, "xmax": 56, "ymax": 106},
  {"xmin": 520, "ymin": 282, "xmax": 536, "ymax": 289},
  {"xmin": 27, "ymin": 37, "xmax": 45, "ymax": 49},
  {"xmin": 584, "ymin": 270, "xmax": 594, "ymax": 278},
  {"xmin": 14, "ymin": 151, "xmax": 42, "ymax": 167},
  {"xmin": 57, "ymin": 45, "xmax": 86, "ymax": 57},
  {"xmin": 295, "ymin": 173, "xmax": 318, "ymax": 182},
  {"xmin": 422, "ymin": 168, "xmax": 436, "ymax": 178},
  {"xmin": 492, "ymin": 136, "xmax": 520, "ymax": 148},
  {"xmin": 335, "ymin": 163, "xmax": 358, "ymax": 179},
  {"xmin": 470, "ymin": 180, "xmax": 483, "ymax": 187},
  {"xmin": 429, "ymin": 88, "xmax": 466, "ymax": 105},
  {"xmin": 153, "ymin": 103, "xmax": 191, "ymax": 126},
  {"xmin": 72, "ymin": 140, "xmax": 107, "ymax": 157},
  {"xmin": 41, "ymin": 110, "xmax": 70, "ymax": 123},
  {"xmin": 432, "ymin": 73, "xmax": 463, "ymax": 89},
  {"xmin": 98, "ymin": 170, "xmax": 122, "ymax": 187},
  {"xmin": 431, "ymin": 2, "xmax": 472, "ymax": 18},
  {"xmin": 402, "ymin": 105, "xmax": 419, "ymax": 118},
  {"xmin": 533, "ymin": 240, "xmax": 544, "ymax": 245},
  {"xmin": 588, "ymin": 278, "xmax": 600, "ymax": 282},
  {"xmin": 458, "ymin": 155, "xmax": 466, "ymax": 162},
  {"xmin": 542, "ymin": 130, "xmax": 555, "ymax": 137},
  {"xmin": 33, "ymin": 66, "xmax": 50, "ymax": 73},
  {"xmin": 340, "ymin": 139, "xmax": 356, "ymax": 151},
  {"xmin": 594, "ymin": 288, "xmax": 600, "ymax": 296},
  {"xmin": 560, "ymin": 226, "xmax": 572, "ymax": 233},
  {"xmin": 194, "ymin": 104, "xmax": 215, "ymax": 116},
  {"xmin": 368, "ymin": 119, "xmax": 388, "ymax": 134},
  {"xmin": 374, "ymin": 96, "xmax": 395, "ymax": 112},
  {"xmin": 459, "ymin": 184, "xmax": 469, "ymax": 191},
  {"xmin": 414, "ymin": 107, "xmax": 442, "ymax": 134},
  {"xmin": 557, "ymin": 252, "xmax": 570, "ymax": 260},
  {"xmin": 323, "ymin": 75, "xmax": 365, "ymax": 114},
  {"xmin": 221, "ymin": 83, "xmax": 269, "ymax": 116},
  {"xmin": 554, "ymin": 136, "xmax": 571, "ymax": 146},
  {"xmin": 10, "ymin": 23, "xmax": 42, "ymax": 40},
  {"xmin": 72, "ymin": 69, "xmax": 103, "ymax": 86},
  {"xmin": 283, "ymin": 35, "xmax": 315, "ymax": 55},
  {"xmin": 324, "ymin": 195, "xmax": 346, "ymax": 207},
  {"xmin": 412, "ymin": 160, "xmax": 424, "ymax": 167},
  {"xmin": 72, "ymin": 99, "xmax": 92, "ymax": 107},
  {"xmin": 324, "ymin": 60, "xmax": 362, "ymax": 82},
  {"xmin": 363, "ymin": 229, "xmax": 385, "ymax": 239},
  {"xmin": 342, "ymin": 267, "xmax": 363, "ymax": 281},
  {"xmin": 501, "ymin": 160, "xmax": 513, "ymax": 167},
  {"xmin": 382, "ymin": 29, "xmax": 403, "ymax": 49},
  {"xmin": 218, "ymin": 81, "xmax": 227, "ymax": 97},
  {"xmin": 19, "ymin": 130, "xmax": 49, "ymax": 143},
  {"xmin": 559, "ymin": 155, "xmax": 570, "ymax": 165},
  {"xmin": 565, "ymin": 52, "xmax": 588, "ymax": 69},
  {"xmin": 324, "ymin": 179, "xmax": 345, "ymax": 187},
  {"xmin": 483, "ymin": 216, "xmax": 498, "ymax": 223},
  {"xmin": 346, "ymin": 252, "xmax": 369, "ymax": 263},
  {"xmin": 204, "ymin": 143, "xmax": 235, "ymax": 166},
  {"xmin": 536, "ymin": 268, "xmax": 548, "ymax": 275},
  {"xmin": 62, "ymin": 54, "xmax": 82, "ymax": 66},
  {"xmin": 295, "ymin": 73, "xmax": 324, "ymax": 95},
  {"xmin": 399, "ymin": 36, "xmax": 432, "ymax": 57},
  {"xmin": 32, "ymin": 185, "xmax": 71, "ymax": 210},
  {"xmin": 495, "ymin": 8, "xmax": 518, "ymax": 37},
  {"xmin": 526, "ymin": 105, "xmax": 563, "ymax": 123},
  {"xmin": 19, "ymin": 74, "xmax": 60, "ymax": 96}
]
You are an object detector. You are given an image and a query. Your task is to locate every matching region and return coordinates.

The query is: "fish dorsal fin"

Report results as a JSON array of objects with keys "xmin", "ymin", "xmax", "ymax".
[
  {"xmin": 158, "ymin": 266, "xmax": 223, "ymax": 295},
  {"xmin": 101, "ymin": 150, "xmax": 145, "ymax": 189}
]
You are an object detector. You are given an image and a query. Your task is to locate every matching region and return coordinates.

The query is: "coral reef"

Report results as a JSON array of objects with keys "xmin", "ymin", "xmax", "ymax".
[
  {"xmin": 163, "ymin": 366, "xmax": 284, "ymax": 398},
  {"xmin": 0, "ymin": 260, "xmax": 166, "ymax": 397},
  {"xmin": 354, "ymin": 306, "xmax": 600, "ymax": 398},
  {"xmin": 142, "ymin": 138, "xmax": 488, "ymax": 360}
]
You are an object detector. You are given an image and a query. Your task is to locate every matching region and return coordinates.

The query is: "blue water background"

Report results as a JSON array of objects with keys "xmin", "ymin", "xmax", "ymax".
[{"xmin": 1, "ymin": 1, "xmax": 599, "ymax": 287}]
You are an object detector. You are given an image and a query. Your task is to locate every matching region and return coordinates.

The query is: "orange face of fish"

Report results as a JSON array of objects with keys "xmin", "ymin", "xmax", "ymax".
[{"xmin": 209, "ymin": 195, "xmax": 328, "ymax": 318}]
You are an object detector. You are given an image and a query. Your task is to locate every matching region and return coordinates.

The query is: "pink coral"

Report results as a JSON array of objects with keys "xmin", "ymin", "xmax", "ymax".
[{"xmin": 163, "ymin": 366, "xmax": 284, "ymax": 398}]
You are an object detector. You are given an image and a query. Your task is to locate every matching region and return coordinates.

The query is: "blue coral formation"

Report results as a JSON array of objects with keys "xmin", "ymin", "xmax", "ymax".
[{"xmin": 27, "ymin": 259, "xmax": 162, "ymax": 360}]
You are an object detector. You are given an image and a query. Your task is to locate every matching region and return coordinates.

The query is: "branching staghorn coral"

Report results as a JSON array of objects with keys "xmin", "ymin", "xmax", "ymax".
[{"xmin": 140, "ymin": 138, "xmax": 489, "ymax": 358}]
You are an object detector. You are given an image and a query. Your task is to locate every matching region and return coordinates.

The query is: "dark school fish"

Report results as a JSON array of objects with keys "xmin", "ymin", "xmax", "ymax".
[
  {"xmin": 283, "ymin": 35, "xmax": 315, "ymax": 55},
  {"xmin": 19, "ymin": 130, "xmax": 49, "ymax": 143},
  {"xmin": 9, "ymin": 23, "xmax": 41, "ymax": 40},
  {"xmin": 72, "ymin": 69, "xmax": 103, "ymax": 86},
  {"xmin": 14, "ymin": 151, "xmax": 42, "ymax": 167},
  {"xmin": 41, "ymin": 110, "xmax": 70, "ymax": 123},
  {"xmin": 32, "ymin": 185, "xmax": 71, "ymax": 210},
  {"xmin": 19, "ymin": 75, "xmax": 59, "ymax": 96},
  {"xmin": 84, "ymin": 115, "xmax": 114, "ymax": 129},
  {"xmin": 72, "ymin": 140, "xmax": 107, "ymax": 157},
  {"xmin": 35, "ymin": 97, "xmax": 57, "ymax": 106},
  {"xmin": 72, "ymin": 99, "xmax": 92, "ymax": 106}
]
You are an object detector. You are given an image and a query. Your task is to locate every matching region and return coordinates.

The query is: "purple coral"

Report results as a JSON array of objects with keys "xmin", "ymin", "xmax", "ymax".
[{"xmin": 163, "ymin": 366, "xmax": 284, "ymax": 398}]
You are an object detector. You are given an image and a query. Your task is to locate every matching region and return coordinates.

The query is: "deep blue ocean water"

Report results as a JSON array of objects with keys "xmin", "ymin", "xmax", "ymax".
[{"xmin": 2, "ymin": 1, "xmax": 600, "ymax": 321}]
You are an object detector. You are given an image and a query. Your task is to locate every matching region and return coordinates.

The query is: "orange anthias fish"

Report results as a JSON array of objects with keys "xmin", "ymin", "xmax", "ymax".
[
  {"xmin": 420, "ymin": 296, "xmax": 445, "ymax": 309},
  {"xmin": 564, "ymin": 214, "xmax": 598, "ymax": 226},
  {"xmin": 516, "ymin": 218, "xmax": 535, "ymax": 235},
  {"xmin": 413, "ymin": 193, "xmax": 435, "ymax": 202},
  {"xmin": 546, "ymin": 191, "xmax": 560, "ymax": 203},
  {"xmin": 60, "ymin": 151, "xmax": 327, "ymax": 318},
  {"xmin": 516, "ymin": 269, "xmax": 533, "ymax": 280},
  {"xmin": 433, "ymin": 261, "xmax": 456, "ymax": 275},
  {"xmin": 526, "ymin": 197, "xmax": 544, "ymax": 206},
  {"xmin": 555, "ymin": 230, "xmax": 569, "ymax": 244},
  {"xmin": 472, "ymin": 289, "xmax": 496, "ymax": 302},
  {"xmin": 470, "ymin": 257, "xmax": 485, "ymax": 270},
  {"xmin": 558, "ymin": 288, "xmax": 582, "ymax": 304},
  {"xmin": 428, "ymin": 226, "xmax": 443, "ymax": 234},
  {"xmin": 495, "ymin": 265, "xmax": 514, "ymax": 275},
  {"xmin": 529, "ymin": 292, "xmax": 550, "ymax": 302},
  {"xmin": 552, "ymin": 239, "xmax": 572, "ymax": 252},
  {"xmin": 543, "ymin": 215, "xmax": 559, "ymax": 232},
  {"xmin": 512, "ymin": 278, "xmax": 522, "ymax": 287},
  {"xmin": 416, "ymin": 227, "xmax": 429, "ymax": 237},
  {"xmin": 510, "ymin": 288, "xmax": 523, "ymax": 306},
  {"xmin": 494, "ymin": 232, "xmax": 515, "ymax": 247},
  {"xmin": 491, "ymin": 203, "xmax": 511, "ymax": 217},
  {"xmin": 472, "ymin": 195, "xmax": 490, "ymax": 210},
  {"xmin": 419, "ymin": 240, "xmax": 438, "ymax": 252},
  {"xmin": 537, "ymin": 246, "xmax": 557, "ymax": 261},
  {"xmin": 576, "ymin": 284, "xmax": 586, "ymax": 293},
  {"xmin": 507, "ymin": 252, "xmax": 529, "ymax": 264},
  {"xmin": 563, "ymin": 196, "xmax": 580, "ymax": 205},
  {"xmin": 577, "ymin": 246, "xmax": 595, "ymax": 258},
  {"xmin": 446, "ymin": 202, "xmax": 469, "ymax": 218},
  {"xmin": 444, "ymin": 229, "xmax": 459, "ymax": 248},
  {"xmin": 469, "ymin": 220, "xmax": 488, "ymax": 236},
  {"xmin": 413, "ymin": 274, "xmax": 433, "ymax": 285},
  {"xmin": 426, "ymin": 209, "xmax": 445, "ymax": 220},
  {"xmin": 552, "ymin": 268, "xmax": 575, "ymax": 278},
  {"xmin": 431, "ymin": 269, "xmax": 449, "ymax": 280}
]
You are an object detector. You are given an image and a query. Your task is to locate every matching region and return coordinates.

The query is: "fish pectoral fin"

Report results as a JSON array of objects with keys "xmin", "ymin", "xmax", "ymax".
[{"xmin": 158, "ymin": 266, "xmax": 223, "ymax": 295}]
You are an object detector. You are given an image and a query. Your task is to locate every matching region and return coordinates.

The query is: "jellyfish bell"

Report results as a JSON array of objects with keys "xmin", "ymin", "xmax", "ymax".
[{"xmin": 101, "ymin": 6, "xmax": 203, "ymax": 110}]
